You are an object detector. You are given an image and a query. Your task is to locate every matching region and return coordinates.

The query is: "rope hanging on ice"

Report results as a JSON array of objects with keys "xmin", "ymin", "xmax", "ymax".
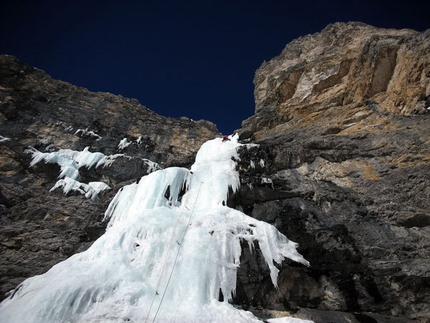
[
  {"xmin": 0, "ymin": 135, "xmax": 310, "ymax": 323},
  {"xmin": 152, "ymin": 176, "xmax": 204, "ymax": 323},
  {"xmin": 145, "ymin": 171, "xmax": 204, "ymax": 323}
]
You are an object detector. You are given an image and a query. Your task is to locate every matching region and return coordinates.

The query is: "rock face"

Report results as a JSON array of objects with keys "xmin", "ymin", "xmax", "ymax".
[
  {"xmin": 0, "ymin": 55, "xmax": 219, "ymax": 300},
  {"xmin": 1, "ymin": 21, "xmax": 430, "ymax": 323},
  {"xmin": 235, "ymin": 22, "xmax": 430, "ymax": 322}
]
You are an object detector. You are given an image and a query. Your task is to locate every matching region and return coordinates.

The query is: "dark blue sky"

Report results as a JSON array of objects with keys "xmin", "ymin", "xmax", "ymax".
[{"xmin": 1, "ymin": 0, "xmax": 428, "ymax": 134}]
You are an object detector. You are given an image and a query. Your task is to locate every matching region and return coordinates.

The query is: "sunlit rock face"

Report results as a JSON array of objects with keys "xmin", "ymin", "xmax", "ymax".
[
  {"xmin": 236, "ymin": 22, "xmax": 430, "ymax": 322},
  {"xmin": 243, "ymin": 22, "xmax": 430, "ymax": 139}
]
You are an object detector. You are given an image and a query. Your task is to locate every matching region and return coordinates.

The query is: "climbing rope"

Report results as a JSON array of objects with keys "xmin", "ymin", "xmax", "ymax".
[
  {"xmin": 152, "ymin": 177, "xmax": 203, "ymax": 323},
  {"xmin": 144, "ymin": 171, "xmax": 204, "ymax": 323},
  {"xmin": 143, "ymin": 208, "xmax": 183, "ymax": 323}
]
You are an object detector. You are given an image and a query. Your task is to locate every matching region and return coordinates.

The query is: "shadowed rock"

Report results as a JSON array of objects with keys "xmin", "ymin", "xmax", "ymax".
[
  {"xmin": 235, "ymin": 22, "xmax": 430, "ymax": 322},
  {"xmin": 0, "ymin": 55, "xmax": 219, "ymax": 301}
]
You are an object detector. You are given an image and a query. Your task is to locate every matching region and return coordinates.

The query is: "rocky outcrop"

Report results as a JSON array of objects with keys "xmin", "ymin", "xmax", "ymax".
[
  {"xmin": 235, "ymin": 22, "xmax": 430, "ymax": 322},
  {"xmin": 0, "ymin": 55, "xmax": 219, "ymax": 300},
  {"xmin": 242, "ymin": 22, "xmax": 429, "ymax": 139},
  {"xmin": 0, "ymin": 55, "xmax": 218, "ymax": 168}
]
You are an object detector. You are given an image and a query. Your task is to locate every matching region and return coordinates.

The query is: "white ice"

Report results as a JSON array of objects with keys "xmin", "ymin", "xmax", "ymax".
[
  {"xmin": 118, "ymin": 138, "xmax": 131, "ymax": 150},
  {"xmin": 2, "ymin": 134, "xmax": 310, "ymax": 323},
  {"xmin": 49, "ymin": 178, "xmax": 110, "ymax": 201},
  {"xmin": 28, "ymin": 146, "xmax": 107, "ymax": 181},
  {"xmin": 75, "ymin": 128, "xmax": 102, "ymax": 141},
  {"xmin": 27, "ymin": 146, "xmax": 111, "ymax": 200},
  {"xmin": 26, "ymin": 147, "xmax": 160, "ymax": 200},
  {"xmin": 0, "ymin": 135, "xmax": 11, "ymax": 143}
]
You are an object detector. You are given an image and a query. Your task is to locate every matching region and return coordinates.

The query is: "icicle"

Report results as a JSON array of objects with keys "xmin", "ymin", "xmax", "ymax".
[{"xmin": 1, "ymin": 135, "xmax": 310, "ymax": 323}]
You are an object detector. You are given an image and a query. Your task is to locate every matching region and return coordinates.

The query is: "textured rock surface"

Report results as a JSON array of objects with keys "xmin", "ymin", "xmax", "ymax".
[
  {"xmin": 235, "ymin": 22, "xmax": 430, "ymax": 322},
  {"xmin": 0, "ymin": 55, "xmax": 219, "ymax": 300},
  {"xmin": 1, "ymin": 21, "xmax": 430, "ymax": 323}
]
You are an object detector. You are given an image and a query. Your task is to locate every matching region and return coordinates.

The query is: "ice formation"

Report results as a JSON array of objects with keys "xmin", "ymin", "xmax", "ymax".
[
  {"xmin": 1, "ymin": 135, "xmax": 310, "ymax": 323},
  {"xmin": 75, "ymin": 128, "xmax": 102, "ymax": 141},
  {"xmin": 26, "ymin": 146, "xmax": 160, "ymax": 200},
  {"xmin": 117, "ymin": 138, "xmax": 131, "ymax": 150},
  {"xmin": 0, "ymin": 135, "xmax": 11, "ymax": 143}
]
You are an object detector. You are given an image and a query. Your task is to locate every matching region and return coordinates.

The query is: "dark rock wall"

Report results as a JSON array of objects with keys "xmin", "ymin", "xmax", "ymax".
[
  {"xmin": 0, "ymin": 55, "xmax": 219, "ymax": 168},
  {"xmin": 0, "ymin": 55, "xmax": 219, "ymax": 300},
  {"xmin": 235, "ymin": 23, "xmax": 430, "ymax": 322}
]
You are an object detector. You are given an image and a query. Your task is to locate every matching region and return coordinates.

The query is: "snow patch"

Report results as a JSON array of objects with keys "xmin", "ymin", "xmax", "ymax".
[
  {"xmin": 118, "ymin": 138, "xmax": 131, "ymax": 150},
  {"xmin": 75, "ymin": 128, "xmax": 102, "ymax": 140},
  {"xmin": 0, "ymin": 135, "xmax": 11, "ymax": 143},
  {"xmin": 261, "ymin": 177, "xmax": 273, "ymax": 185},
  {"xmin": 118, "ymin": 136, "xmax": 154, "ymax": 151}
]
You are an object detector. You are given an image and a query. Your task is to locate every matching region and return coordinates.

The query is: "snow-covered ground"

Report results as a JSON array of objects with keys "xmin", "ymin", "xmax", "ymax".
[{"xmin": 0, "ymin": 135, "xmax": 311, "ymax": 323}]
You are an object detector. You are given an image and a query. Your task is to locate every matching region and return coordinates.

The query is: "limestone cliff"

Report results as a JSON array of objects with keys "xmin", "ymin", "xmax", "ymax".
[
  {"xmin": 1, "ymin": 21, "xmax": 430, "ymax": 323},
  {"xmin": 236, "ymin": 22, "xmax": 430, "ymax": 322},
  {"xmin": 0, "ymin": 55, "xmax": 219, "ymax": 299}
]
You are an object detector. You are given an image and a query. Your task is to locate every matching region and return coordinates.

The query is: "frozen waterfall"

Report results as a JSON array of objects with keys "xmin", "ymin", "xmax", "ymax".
[{"xmin": 0, "ymin": 134, "xmax": 310, "ymax": 323}]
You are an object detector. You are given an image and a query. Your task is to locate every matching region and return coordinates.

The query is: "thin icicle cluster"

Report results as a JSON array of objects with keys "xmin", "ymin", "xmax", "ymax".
[
  {"xmin": 0, "ymin": 135, "xmax": 11, "ymax": 143},
  {"xmin": 1, "ymin": 134, "xmax": 310, "ymax": 323},
  {"xmin": 75, "ymin": 128, "xmax": 102, "ymax": 141},
  {"xmin": 26, "ymin": 146, "xmax": 160, "ymax": 200},
  {"xmin": 50, "ymin": 178, "xmax": 110, "ymax": 201},
  {"xmin": 117, "ymin": 138, "xmax": 132, "ymax": 150}
]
